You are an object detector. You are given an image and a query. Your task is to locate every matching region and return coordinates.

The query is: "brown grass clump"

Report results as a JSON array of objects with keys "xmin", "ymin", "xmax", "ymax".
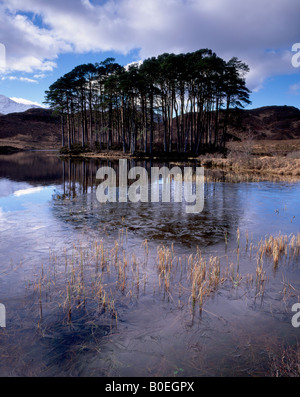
[
  {"xmin": 188, "ymin": 249, "xmax": 224, "ymax": 311},
  {"xmin": 199, "ymin": 140, "xmax": 300, "ymax": 181},
  {"xmin": 31, "ymin": 238, "xmax": 150, "ymax": 328},
  {"xmin": 29, "ymin": 230, "xmax": 300, "ymax": 333},
  {"xmin": 258, "ymin": 234, "xmax": 289, "ymax": 268},
  {"xmin": 200, "ymin": 155, "xmax": 300, "ymax": 180},
  {"xmin": 257, "ymin": 233, "xmax": 300, "ymax": 269},
  {"xmin": 157, "ymin": 244, "xmax": 175, "ymax": 292}
]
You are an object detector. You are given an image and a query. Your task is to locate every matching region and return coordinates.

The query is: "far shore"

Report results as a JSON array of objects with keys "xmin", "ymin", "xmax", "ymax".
[
  {"xmin": 1, "ymin": 139, "xmax": 300, "ymax": 181},
  {"xmin": 54, "ymin": 139, "xmax": 300, "ymax": 179}
]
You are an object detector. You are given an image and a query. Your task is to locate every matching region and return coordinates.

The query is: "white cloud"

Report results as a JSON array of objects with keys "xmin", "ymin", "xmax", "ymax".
[
  {"xmin": 14, "ymin": 187, "xmax": 43, "ymax": 197},
  {"xmin": 0, "ymin": 2, "xmax": 70, "ymax": 73},
  {"xmin": 33, "ymin": 73, "xmax": 46, "ymax": 79},
  {"xmin": 1, "ymin": 75, "xmax": 17, "ymax": 80},
  {"xmin": 1, "ymin": 75, "xmax": 38, "ymax": 83},
  {"xmin": 19, "ymin": 77, "xmax": 38, "ymax": 83},
  {"xmin": 1, "ymin": 0, "xmax": 300, "ymax": 90}
]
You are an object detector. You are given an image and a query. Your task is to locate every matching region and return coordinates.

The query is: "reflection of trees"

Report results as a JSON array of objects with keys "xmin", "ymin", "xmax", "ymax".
[
  {"xmin": 52, "ymin": 158, "xmax": 243, "ymax": 247},
  {"xmin": 0, "ymin": 152, "xmax": 62, "ymax": 185},
  {"xmin": 60, "ymin": 158, "xmax": 115, "ymax": 199}
]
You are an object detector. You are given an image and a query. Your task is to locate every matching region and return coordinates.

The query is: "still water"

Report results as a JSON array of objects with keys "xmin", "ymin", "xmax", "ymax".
[{"xmin": 0, "ymin": 151, "xmax": 299, "ymax": 376}]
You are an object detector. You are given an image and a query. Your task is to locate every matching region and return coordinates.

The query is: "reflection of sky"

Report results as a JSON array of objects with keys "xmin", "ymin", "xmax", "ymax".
[
  {"xmin": 14, "ymin": 187, "xmax": 43, "ymax": 197},
  {"xmin": 0, "ymin": 178, "xmax": 57, "ymax": 213},
  {"xmin": 0, "ymin": 178, "xmax": 31, "ymax": 198},
  {"xmin": 238, "ymin": 182, "xmax": 300, "ymax": 238},
  {"xmin": 1, "ymin": 176, "xmax": 300, "ymax": 252},
  {"xmin": 0, "ymin": 178, "xmax": 67, "ymax": 292}
]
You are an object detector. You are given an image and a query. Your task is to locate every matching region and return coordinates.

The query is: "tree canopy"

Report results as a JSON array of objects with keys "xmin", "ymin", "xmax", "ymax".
[{"xmin": 44, "ymin": 49, "xmax": 251, "ymax": 154}]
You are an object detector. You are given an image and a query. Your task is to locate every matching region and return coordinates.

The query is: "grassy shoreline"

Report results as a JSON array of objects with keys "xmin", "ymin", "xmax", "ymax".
[
  {"xmin": 200, "ymin": 139, "xmax": 300, "ymax": 179},
  {"xmin": 200, "ymin": 155, "xmax": 300, "ymax": 178},
  {"xmin": 60, "ymin": 139, "xmax": 300, "ymax": 180},
  {"xmin": 1, "ymin": 139, "xmax": 300, "ymax": 180}
]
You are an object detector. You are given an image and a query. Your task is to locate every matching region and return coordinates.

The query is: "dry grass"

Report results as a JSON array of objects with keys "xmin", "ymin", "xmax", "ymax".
[
  {"xmin": 257, "ymin": 233, "xmax": 300, "ymax": 269},
  {"xmin": 269, "ymin": 343, "xmax": 300, "ymax": 377},
  {"xmin": 199, "ymin": 140, "xmax": 300, "ymax": 181},
  {"xmin": 1, "ymin": 227, "xmax": 300, "ymax": 377},
  {"xmin": 22, "ymin": 227, "xmax": 300, "ymax": 353},
  {"xmin": 227, "ymin": 139, "xmax": 300, "ymax": 157},
  {"xmin": 157, "ymin": 244, "xmax": 175, "ymax": 292},
  {"xmin": 29, "ymin": 230, "xmax": 300, "ymax": 325},
  {"xmin": 30, "ymin": 237, "xmax": 149, "ymax": 328},
  {"xmin": 258, "ymin": 234, "xmax": 289, "ymax": 268},
  {"xmin": 200, "ymin": 155, "xmax": 300, "ymax": 179},
  {"xmin": 188, "ymin": 250, "xmax": 224, "ymax": 311}
]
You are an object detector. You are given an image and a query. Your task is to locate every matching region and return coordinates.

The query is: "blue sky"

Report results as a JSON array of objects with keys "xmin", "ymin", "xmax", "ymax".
[{"xmin": 0, "ymin": 0, "xmax": 299, "ymax": 109}]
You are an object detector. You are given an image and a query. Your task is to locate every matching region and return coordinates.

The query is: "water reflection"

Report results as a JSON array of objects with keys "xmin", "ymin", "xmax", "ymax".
[
  {"xmin": 52, "ymin": 158, "xmax": 242, "ymax": 248},
  {"xmin": 1, "ymin": 151, "xmax": 300, "ymax": 377},
  {"xmin": 2, "ymin": 151, "xmax": 299, "ymax": 251},
  {"xmin": 0, "ymin": 151, "xmax": 62, "ymax": 185}
]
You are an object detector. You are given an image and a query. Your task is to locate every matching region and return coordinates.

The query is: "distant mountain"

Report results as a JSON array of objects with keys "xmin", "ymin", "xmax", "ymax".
[
  {"xmin": 227, "ymin": 105, "xmax": 300, "ymax": 140},
  {"xmin": 0, "ymin": 94, "xmax": 42, "ymax": 115}
]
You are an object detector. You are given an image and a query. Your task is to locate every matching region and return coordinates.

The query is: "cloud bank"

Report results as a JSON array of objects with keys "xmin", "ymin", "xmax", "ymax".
[{"xmin": 0, "ymin": 0, "xmax": 299, "ymax": 91}]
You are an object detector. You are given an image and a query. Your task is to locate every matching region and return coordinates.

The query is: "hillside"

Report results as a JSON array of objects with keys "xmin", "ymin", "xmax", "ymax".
[
  {"xmin": 0, "ymin": 105, "xmax": 299, "ymax": 152},
  {"xmin": 227, "ymin": 105, "xmax": 300, "ymax": 140},
  {"xmin": 0, "ymin": 108, "xmax": 61, "ymax": 150}
]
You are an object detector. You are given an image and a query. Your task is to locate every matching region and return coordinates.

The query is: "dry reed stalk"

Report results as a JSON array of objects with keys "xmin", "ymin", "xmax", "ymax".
[
  {"xmin": 258, "ymin": 233, "xmax": 300, "ymax": 268},
  {"xmin": 157, "ymin": 245, "xmax": 174, "ymax": 292},
  {"xmin": 142, "ymin": 239, "xmax": 149, "ymax": 266},
  {"xmin": 237, "ymin": 228, "xmax": 240, "ymax": 249},
  {"xmin": 188, "ymin": 250, "xmax": 223, "ymax": 310}
]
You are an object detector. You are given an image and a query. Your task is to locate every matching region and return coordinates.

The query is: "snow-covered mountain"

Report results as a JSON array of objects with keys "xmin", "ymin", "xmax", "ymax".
[{"xmin": 0, "ymin": 94, "xmax": 42, "ymax": 115}]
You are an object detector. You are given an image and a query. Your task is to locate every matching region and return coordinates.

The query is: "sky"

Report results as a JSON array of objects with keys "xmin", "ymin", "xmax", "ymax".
[{"xmin": 0, "ymin": 0, "xmax": 300, "ymax": 109}]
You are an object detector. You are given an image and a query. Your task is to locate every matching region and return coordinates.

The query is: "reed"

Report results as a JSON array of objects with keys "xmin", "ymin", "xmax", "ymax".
[
  {"xmin": 237, "ymin": 228, "xmax": 240, "ymax": 249},
  {"xmin": 269, "ymin": 343, "xmax": 300, "ymax": 377},
  {"xmin": 289, "ymin": 233, "xmax": 300, "ymax": 259},
  {"xmin": 188, "ymin": 250, "xmax": 224, "ymax": 311},
  {"xmin": 255, "ymin": 257, "xmax": 266, "ymax": 294},
  {"xmin": 229, "ymin": 263, "xmax": 242, "ymax": 287},
  {"xmin": 157, "ymin": 244, "xmax": 174, "ymax": 292},
  {"xmin": 224, "ymin": 231, "xmax": 228, "ymax": 248},
  {"xmin": 280, "ymin": 276, "xmax": 298, "ymax": 303},
  {"xmin": 34, "ymin": 240, "xmax": 120, "ymax": 328},
  {"xmin": 258, "ymin": 233, "xmax": 300, "ymax": 268},
  {"xmin": 142, "ymin": 239, "xmax": 149, "ymax": 266},
  {"xmin": 29, "ymin": 229, "xmax": 300, "ymax": 337}
]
